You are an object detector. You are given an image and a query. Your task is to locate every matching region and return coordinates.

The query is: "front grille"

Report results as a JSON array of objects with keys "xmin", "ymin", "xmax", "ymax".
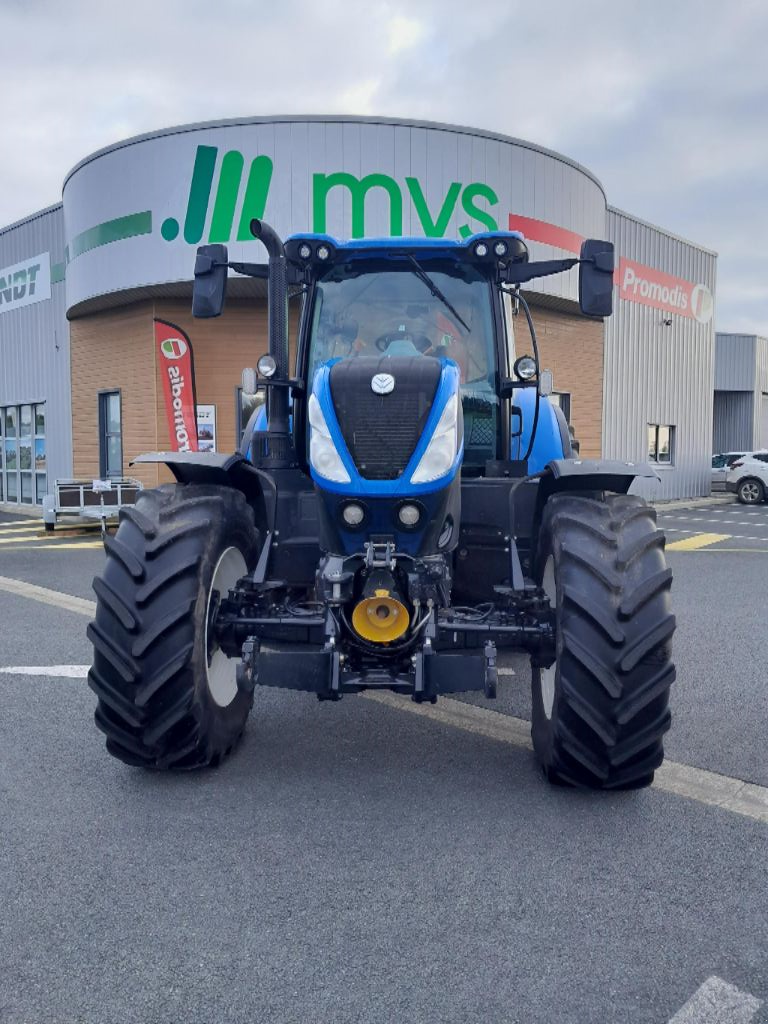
[{"xmin": 329, "ymin": 357, "xmax": 441, "ymax": 479}]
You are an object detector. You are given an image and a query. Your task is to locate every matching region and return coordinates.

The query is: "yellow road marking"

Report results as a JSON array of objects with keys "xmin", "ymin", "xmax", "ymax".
[
  {"xmin": 666, "ymin": 532, "xmax": 730, "ymax": 551},
  {"xmin": 672, "ymin": 547, "xmax": 768, "ymax": 554},
  {"xmin": 0, "ymin": 524, "xmax": 42, "ymax": 534},
  {"xmin": 16, "ymin": 542, "xmax": 103, "ymax": 550},
  {"xmin": 0, "ymin": 533, "xmax": 47, "ymax": 544}
]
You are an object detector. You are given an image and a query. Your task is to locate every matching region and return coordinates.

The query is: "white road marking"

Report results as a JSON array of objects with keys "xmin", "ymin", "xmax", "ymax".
[
  {"xmin": 0, "ymin": 575, "xmax": 96, "ymax": 617},
  {"xmin": 363, "ymin": 693, "xmax": 768, "ymax": 825},
  {"xmin": 0, "ymin": 664, "xmax": 89, "ymax": 678},
  {"xmin": 668, "ymin": 975, "xmax": 761, "ymax": 1023},
  {"xmin": 2, "ymin": 574, "xmax": 767, "ymax": 825}
]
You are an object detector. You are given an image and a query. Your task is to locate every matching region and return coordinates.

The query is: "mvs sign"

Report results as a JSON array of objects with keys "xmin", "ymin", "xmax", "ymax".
[{"xmin": 159, "ymin": 145, "xmax": 500, "ymax": 247}]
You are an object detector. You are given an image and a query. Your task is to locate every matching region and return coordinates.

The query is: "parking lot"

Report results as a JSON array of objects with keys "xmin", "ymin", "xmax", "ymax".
[{"xmin": 1, "ymin": 500, "xmax": 767, "ymax": 1024}]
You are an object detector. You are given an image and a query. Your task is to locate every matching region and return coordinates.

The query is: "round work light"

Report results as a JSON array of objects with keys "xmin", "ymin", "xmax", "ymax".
[
  {"xmin": 298, "ymin": 243, "xmax": 312, "ymax": 260},
  {"xmin": 474, "ymin": 241, "xmax": 489, "ymax": 258},
  {"xmin": 257, "ymin": 353, "xmax": 277, "ymax": 378},
  {"xmin": 493, "ymin": 240, "xmax": 508, "ymax": 257},
  {"xmin": 316, "ymin": 244, "xmax": 331, "ymax": 261},
  {"xmin": 514, "ymin": 355, "xmax": 537, "ymax": 381}
]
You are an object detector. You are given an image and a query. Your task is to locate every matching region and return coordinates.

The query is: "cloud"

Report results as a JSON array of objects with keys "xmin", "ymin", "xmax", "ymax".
[{"xmin": 0, "ymin": 0, "xmax": 765, "ymax": 331}]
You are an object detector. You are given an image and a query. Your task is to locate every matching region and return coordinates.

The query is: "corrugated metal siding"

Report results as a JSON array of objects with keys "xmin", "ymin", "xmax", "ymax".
[
  {"xmin": 756, "ymin": 336, "xmax": 768, "ymax": 392},
  {"xmin": 712, "ymin": 392, "xmax": 753, "ymax": 451},
  {"xmin": 714, "ymin": 334, "xmax": 768, "ymax": 448},
  {"xmin": 714, "ymin": 334, "xmax": 757, "ymax": 390},
  {"xmin": 604, "ymin": 208, "xmax": 716, "ymax": 500},
  {"xmin": 0, "ymin": 206, "xmax": 72, "ymax": 497}
]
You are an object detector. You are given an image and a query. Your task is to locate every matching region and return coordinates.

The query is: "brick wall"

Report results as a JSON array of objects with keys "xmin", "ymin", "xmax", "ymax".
[
  {"xmin": 70, "ymin": 295, "xmax": 603, "ymax": 482},
  {"xmin": 515, "ymin": 303, "xmax": 604, "ymax": 458}
]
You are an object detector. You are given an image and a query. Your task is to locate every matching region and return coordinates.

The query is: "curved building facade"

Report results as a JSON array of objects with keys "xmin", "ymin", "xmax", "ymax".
[{"xmin": 0, "ymin": 115, "xmax": 717, "ymax": 506}]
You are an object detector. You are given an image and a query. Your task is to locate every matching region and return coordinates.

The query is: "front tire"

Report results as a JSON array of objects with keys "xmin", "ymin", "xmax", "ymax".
[
  {"xmin": 737, "ymin": 478, "xmax": 764, "ymax": 504},
  {"xmin": 531, "ymin": 494, "xmax": 675, "ymax": 789},
  {"xmin": 88, "ymin": 484, "xmax": 259, "ymax": 769}
]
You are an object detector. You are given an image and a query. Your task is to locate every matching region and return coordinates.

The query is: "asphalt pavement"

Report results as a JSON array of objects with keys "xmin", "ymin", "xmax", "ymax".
[{"xmin": 0, "ymin": 501, "xmax": 766, "ymax": 1023}]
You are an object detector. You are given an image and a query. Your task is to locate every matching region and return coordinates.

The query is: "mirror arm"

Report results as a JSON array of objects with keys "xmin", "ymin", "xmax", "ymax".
[{"xmin": 502, "ymin": 257, "xmax": 579, "ymax": 286}]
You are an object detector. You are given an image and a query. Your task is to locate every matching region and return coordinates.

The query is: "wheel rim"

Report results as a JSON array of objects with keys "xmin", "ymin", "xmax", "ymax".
[
  {"xmin": 741, "ymin": 482, "xmax": 761, "ymax": 503},
  {"xmin": 540, "ymin": 555, "xmax": 557, "ymax": 720},
  {"xmin": 206, "ymin": 546, "xmax": 247, "ymax": 708}
]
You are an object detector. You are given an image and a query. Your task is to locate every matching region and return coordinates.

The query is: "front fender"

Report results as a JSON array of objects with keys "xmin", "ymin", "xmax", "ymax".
[{"xmin": 131, "ymin": 451, "xmax": 277, "ymax": 532}]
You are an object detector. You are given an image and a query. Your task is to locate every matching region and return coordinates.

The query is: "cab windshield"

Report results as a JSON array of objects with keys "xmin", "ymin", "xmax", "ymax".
[{"xmin": 306, "ymin": 261, "xmax": 499, "ymax": 471}]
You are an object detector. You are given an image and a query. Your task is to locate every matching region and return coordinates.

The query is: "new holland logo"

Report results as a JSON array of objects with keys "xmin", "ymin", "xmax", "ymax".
[
  {"xmin": 160, "ymin": 337, "xmax": 188, "ymax": 359},
  {"xmin": 371, "ymin": 373, "xmax": 395, "ymax": 395}
]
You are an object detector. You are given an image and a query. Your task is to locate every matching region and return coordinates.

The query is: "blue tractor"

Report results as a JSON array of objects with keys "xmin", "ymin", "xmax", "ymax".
[{"xmin": 88, "ymin": 220, "xmax": 675, "ymax": 788}]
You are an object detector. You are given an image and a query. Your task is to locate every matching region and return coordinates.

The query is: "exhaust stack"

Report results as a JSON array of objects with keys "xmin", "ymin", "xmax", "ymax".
[{"xmin": 250, "ymin": 218, "xmax": 290, "ymax": 440}]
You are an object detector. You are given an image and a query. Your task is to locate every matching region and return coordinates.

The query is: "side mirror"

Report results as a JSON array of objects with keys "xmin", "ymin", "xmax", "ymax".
[
  {"xmin": 192, "ymin": 244, "xmax": 229, "ymax": 318},
  {"xmin": 579, "ymin": 239, "xmax": 614, "ymax": 318}
]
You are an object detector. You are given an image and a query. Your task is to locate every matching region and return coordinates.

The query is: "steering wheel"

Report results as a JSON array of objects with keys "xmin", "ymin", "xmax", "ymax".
[{"xmin": 375, "ymin": 331, "xmax": 432, "ymax": 353}]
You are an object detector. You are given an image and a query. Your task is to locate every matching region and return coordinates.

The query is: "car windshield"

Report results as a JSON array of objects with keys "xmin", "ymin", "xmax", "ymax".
[{"xmin": 306, "ymin": 261, "xmax": 499, "ymax": 471}]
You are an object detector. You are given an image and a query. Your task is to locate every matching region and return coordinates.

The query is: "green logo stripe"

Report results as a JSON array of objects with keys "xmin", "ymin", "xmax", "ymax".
[
  {"xmin": 209, "ymin": 151, "xmax": 244, "ymax": 243},
  {"xmin": 69, "ymin": 211, "xmax": 153, "ymax": 260},
  {"xmin": 184, "ymin": 145, "xmax": 218, "ymax": 245},
  {"xmin": 236, "ymin": 156, "xmax": 274, "ymax": 240}
]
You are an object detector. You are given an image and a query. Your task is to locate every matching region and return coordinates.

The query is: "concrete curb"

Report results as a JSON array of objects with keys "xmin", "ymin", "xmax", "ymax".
[{"xmin": 651, "ymin": 494, "xmax": 736, "ymax": 512}]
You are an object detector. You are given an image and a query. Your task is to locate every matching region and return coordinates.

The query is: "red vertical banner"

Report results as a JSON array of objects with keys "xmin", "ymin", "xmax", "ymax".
[{"xmin": 154, "ymin": 319, "xmax": 199, "ymax": 452}]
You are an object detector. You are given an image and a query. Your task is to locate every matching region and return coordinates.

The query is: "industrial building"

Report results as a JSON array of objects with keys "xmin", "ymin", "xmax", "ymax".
[
  {"xmin": 713, "ymin": 333, "xmax": 768, "ymax": 452},
  {"xmin": 0, "ymin": 115, "xmax": 718, "ymax": 509}
]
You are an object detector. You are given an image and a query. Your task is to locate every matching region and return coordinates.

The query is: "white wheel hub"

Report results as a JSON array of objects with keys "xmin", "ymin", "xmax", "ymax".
[
  {"xmin": 540, "ymin": 554, "xmax": 557, "ymax": 720},
  {"xmin": 206, "ymin": 546, "xmax": 247, "ymax": 707}
]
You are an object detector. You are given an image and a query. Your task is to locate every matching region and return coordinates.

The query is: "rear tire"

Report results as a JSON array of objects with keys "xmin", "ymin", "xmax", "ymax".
[
  {"xmin": 88, "ymin": 484, "xmax": 259, "ymax": 769},
  {"xmin": 531, "ymin": 493, "xmax": 675, "ymax": 789},
  {"xmin": 737, "ymin": 478, "xmax": 764, "ymax": 504}
]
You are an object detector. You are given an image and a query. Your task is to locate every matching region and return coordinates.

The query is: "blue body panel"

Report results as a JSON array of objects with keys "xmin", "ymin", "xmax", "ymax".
[
  {"xmin": 286, "ymin": 231, "xmax": 525, "ymax": 262},
  {"xmin": 511, "ymin": 389, "xmax": 566, "ymax": 473},
  {"xmin": 310, "ymin": 357, "xmax": 463, "ymax": 497}
]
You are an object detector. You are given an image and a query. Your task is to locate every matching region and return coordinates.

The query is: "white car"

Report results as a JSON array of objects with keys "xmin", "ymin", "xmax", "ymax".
[
  {"xmin": 726, "ymin": 452, "xmax": 768, "ymax": 504},
  {"xmin": 711, "ymin": 451, "xmax": 746, "ymax": 491}
]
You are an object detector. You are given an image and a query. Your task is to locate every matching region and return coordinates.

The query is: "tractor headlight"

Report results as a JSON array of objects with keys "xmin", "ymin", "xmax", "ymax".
[
  {"xmin": 411, "ymin": 393, "xmax": 459, "ymax": 484},
  {"xmin": 341, "ymin": 501, "xmax": 365, "ymax": 526},
  {"xmin": 316, "ymin": 244, "xmax": 331, "ymax": 261},
  {"xmin": 397, "ymin": 503, "xmax": 421, "ymax": 527},
  {"xmin": 493, "ymin": 240, "xmax": 508, "ymax": 257},
  {"xmin": 308, "ymin": 394, "xmax": 351, "ymax": 483},
  {"xmin": 298, "ymin": 243, "xmax": 312, "ymax": 260},
  {"xmin": 474, "ymin": 241, "xmax": 489, "ymax": 258}
]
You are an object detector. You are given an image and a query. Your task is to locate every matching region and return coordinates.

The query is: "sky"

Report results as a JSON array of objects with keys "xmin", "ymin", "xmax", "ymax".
[{"xmin": 0, "ymin": 0, "xmax": 766, "ymax": 333}]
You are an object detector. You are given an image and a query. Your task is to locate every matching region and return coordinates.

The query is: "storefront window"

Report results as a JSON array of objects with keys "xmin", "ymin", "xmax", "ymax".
[{"xmin": 0, "ymin": 402, "xmax": 47, "ymax": 505}]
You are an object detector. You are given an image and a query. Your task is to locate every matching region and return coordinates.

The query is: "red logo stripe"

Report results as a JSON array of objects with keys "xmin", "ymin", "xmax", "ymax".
[{"xmin": 508, "ymin": 214, "xmax": 584, "ymax": 255}]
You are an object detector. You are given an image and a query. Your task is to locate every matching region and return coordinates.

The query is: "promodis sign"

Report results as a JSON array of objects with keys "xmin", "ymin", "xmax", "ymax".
[
  {"xmin": 508, "ymin": 214, "xmax": 713, "ymax": 323},
  {"xmin": 155, "ymin": 319, "xmax": 198, "ymax": 452},
  {"xmin": 618, "ymin": 258, "xmax": 713, "ymax": 324}
]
